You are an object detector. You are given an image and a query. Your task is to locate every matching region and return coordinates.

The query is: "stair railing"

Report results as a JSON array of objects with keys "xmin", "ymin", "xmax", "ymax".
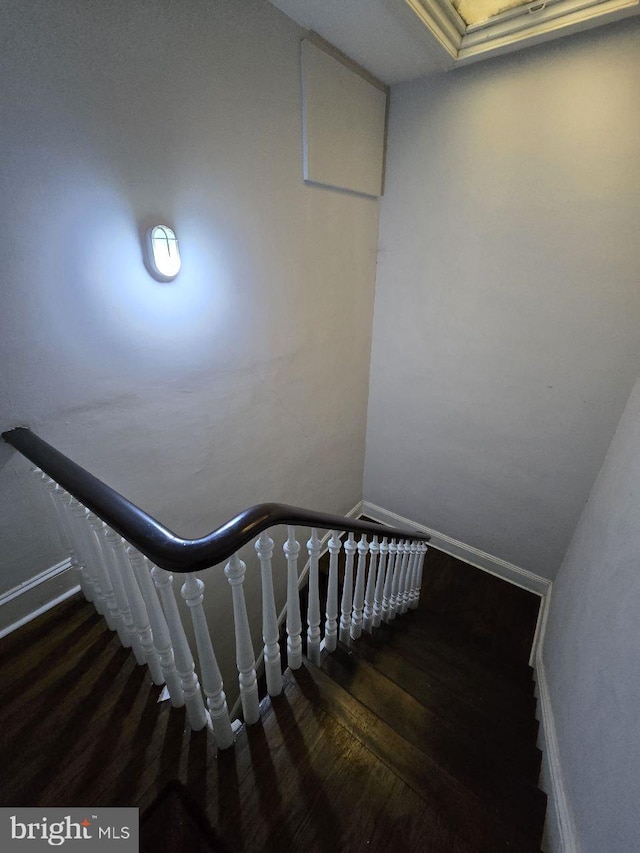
[{"xmin": 2, "ymin": 427, "xmax": 429, "ymax": 747}]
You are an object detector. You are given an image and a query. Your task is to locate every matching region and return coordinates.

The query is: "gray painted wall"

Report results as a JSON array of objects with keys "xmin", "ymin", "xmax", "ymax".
[
  {"xmin": 0, "ymin": 0, "xmax": 380, "ymax": 690},
  {"xmin": 364, "ymin": 19, "xmax": 640, "ymax": 579},
  {"xmin": 543, "ymin": 374, "xmax": 640, "ymax": 852}
]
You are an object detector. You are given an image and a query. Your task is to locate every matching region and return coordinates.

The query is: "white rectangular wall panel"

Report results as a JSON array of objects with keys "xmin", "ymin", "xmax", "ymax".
[{"xmin": 301, "ymin": 39, "xmax": 387, "ymax": 197}]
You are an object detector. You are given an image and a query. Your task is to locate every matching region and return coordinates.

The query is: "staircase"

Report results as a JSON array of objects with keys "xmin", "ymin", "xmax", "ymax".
[
  {"xmin": 0, "ymin": 428, "xmax": 546, "ymax": 852},
  {"xmin": 0, "ymin": 547, "xmax": 544, "ymax": 853}
]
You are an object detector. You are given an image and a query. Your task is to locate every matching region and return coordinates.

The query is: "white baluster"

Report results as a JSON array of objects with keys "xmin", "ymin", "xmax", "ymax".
[
  {"xmin": 389, "ymin": 539, "xmax": 404, "ymax": 620},
  {"xmin": 61, "ymin": 493, "xmax": 107, "ymax": 617},
  {"xmin": 255, "ymin": 531, "xmax": 283, "ymax": 697},
  {"xmin": 372, "ymin": 537, "xmax": 388, "ymax": 629},
  {"xmin": 351, "ymin": 534, "xmax": 368, "ymax": 640},
  {"xmin": 181, "ymin": 574, "xmax": 235, "ymax": 748},
  {"xmin": 363, "ymin": 535, "xmax": 378, "ymax": 634},
  {"xmin": 412, "ymin": 542, "xmax": 428, "ymax": 609},
  {"xmin": 224, "ymin": 553, "xmax": 260, "ymax": 725},
  {"xmin": 339, "ymin": 533, "xmax": 356, "ymax": 644},
  {"xmin": 306, "ymin": 528, "xmax": 322, "ymax": 666},
  {"xmin": 70, "ymin": 502, "xmax": 121, "ymax": 630},
  {"xmin": 129, "ymin": 549, "xmax": 184, "ymax": 707},
  {"xmin": 283, "ymin": 526, "xmax": 303, "ymax": 670},
  {"xmin": 324, "ymin": 531, "xmax": 341, "ymax": 653},
  {"xmin": 399, "ymin": 541, "xmax": 412, "ymax": 615},
  {"xmin": 110, "ymin": 534, "xmax": 164, "ymax": 683},
  {"xmin": 152, "ymin": 566, "xmax": 208, "ymax": 730},
  {"xmin": 381, "ymin": 538, "xmax": 396, "ymax": 623},
  {"xmin": 404, "ymin": 542, "xmax": 419, "ymax": 613},
  {"xmin": 102, "ymin": 524, "xmax": 145, "ymax": 662},
  {"xmin": 39, "ymin": 474, "xmax": 94, "ymax": 603}
]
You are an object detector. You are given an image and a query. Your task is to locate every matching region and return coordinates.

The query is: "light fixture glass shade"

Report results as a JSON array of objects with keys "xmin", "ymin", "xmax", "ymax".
[{"xmin": 145, "ymin": 225, "xmax": 181, "ymax": 281}]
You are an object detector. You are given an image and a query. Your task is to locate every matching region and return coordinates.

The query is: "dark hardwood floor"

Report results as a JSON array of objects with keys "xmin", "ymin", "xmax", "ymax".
[{"xmin": 0, "ymin": 542, "xmax": 544, "ymax": 852}]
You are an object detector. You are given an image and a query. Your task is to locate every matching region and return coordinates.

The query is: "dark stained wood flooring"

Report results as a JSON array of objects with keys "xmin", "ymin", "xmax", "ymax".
[{"xmin": 0, "ymin": 543, "xmax": 544, "ymax": 852}]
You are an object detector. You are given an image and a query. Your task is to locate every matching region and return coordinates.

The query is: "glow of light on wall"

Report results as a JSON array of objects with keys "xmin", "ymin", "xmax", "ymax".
[{"xmin": 40, "ymin": 179, "xmax": 235, "ymax": 376}]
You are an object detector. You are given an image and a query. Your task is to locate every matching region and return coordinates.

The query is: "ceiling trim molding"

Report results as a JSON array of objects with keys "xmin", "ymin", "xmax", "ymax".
[
  {"xmin": 400, "ymin": 0, "xmax": 640, "ymax": 65},
  {"xmin": 399, "ymin": 0, "xmax": 463, "ymax": 58}
]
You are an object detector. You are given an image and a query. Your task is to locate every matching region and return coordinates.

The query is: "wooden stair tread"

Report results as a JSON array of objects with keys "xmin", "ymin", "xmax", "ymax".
[
  {"xmin": 142, "ymin": 669, "xmax": 477, "ymax": 853},
  {"xmin": 416, "ymin": 549, "xmax": 540, "ymax": 670},
  {"xmin": 294, "ymin": 660, "xmax": 544, "ymax": 852},
  {"xmin": 320, "ymin": 647, "xmax": 545, "ymax": 839},
  {"xmin": 1, "ymin": 548, "xmax": 546, "ymax": 851},
  {"xmin": 358, "ymin": 618, "xmax": 538, "ymax": 731},
  {"xmin": 344, "ymin": 637, "xmax": 542, "ymax": 780},
  {"xmin": 398, "ymin": 607, "xmax": 537, "ymax": 691}
]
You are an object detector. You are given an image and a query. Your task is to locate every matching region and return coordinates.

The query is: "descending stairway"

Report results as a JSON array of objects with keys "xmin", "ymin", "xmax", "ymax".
[{"xmin": 0, "ymin": 545, "xmax": 545, "ymax": 853}]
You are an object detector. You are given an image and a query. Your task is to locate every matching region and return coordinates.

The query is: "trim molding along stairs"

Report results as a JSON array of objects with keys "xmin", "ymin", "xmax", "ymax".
[
  {"xmin": 0, "ymin": 557, "xmax": 79, "ymax": 640},
  {"xmin": 361, "ymin": 500, "xmax": 579, "ymax": 853}
]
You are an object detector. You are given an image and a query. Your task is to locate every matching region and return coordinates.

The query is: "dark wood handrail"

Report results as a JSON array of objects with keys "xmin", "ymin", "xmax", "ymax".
[{"xmin": 2, "ymin": 427, "xmax": 429, "ymax": 573}]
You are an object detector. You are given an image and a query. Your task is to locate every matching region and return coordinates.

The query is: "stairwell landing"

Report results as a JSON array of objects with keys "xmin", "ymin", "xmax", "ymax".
[{"xmin": 0, "ymin": 544, "xmax": 544, "ymax": 853}]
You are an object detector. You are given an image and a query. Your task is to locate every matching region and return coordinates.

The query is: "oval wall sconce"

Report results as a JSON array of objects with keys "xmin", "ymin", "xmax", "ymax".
[{"xmin": 144, "ymin": 225, "xmax": 181, "ymax": 281}]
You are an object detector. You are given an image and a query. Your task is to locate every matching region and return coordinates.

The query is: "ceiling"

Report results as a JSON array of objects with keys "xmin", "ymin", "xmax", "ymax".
[
  {"xmin": 268, "ymin": 0, "xmax": 453, "ymax": 83},
  {"xmin": 267, "ymin": 0, "xmax": 640, "ymax": 84}
]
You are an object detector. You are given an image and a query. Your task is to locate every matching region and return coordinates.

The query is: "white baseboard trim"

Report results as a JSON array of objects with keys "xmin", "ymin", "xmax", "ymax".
[
  {"xmin": 0, "ymin": 557, "xmax": 80, "ymax": 640},
  {"xmin": 362, "ymin": 501, "xmax": 553, "ymax": 666},
  {"xmin": 362, "ymin": 501, "xmax": 551, "ymax": 598},
  {"xmin": 361, "ymin": 501, "xmax": 577, "ymax": 852},
  {"xmin": 535, "ymin": 653, "xmax": 580, "ymax": 852}
]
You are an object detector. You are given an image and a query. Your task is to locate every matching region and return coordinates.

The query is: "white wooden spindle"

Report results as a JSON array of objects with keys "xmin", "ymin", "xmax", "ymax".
[
  {"xmin": 152, "ymin": 566, "xmax": 208, "ymax": 730},
  {"xmin": 363, "ymin": 535, "xmax": 378, "ymax": 634},
  {"xmin": 406, "ymin": 541, "xmax": 417, "ymax": 611},
  {"xmin": 351, "ymin": 534, "xmax": 368, "ymax": 640},
  {"xmin": 399, "ymin": 541, "xmax": 412, "ymax": 615},
  {"xmin": 389, "ymin": 539, "xmax": 404, "ymax": 620},
  {"xmin": 404, "ymin": 542, "xmax": 419, "ymax": 613},
  {"xmin": 72, "ymin": 502, "xmax": 122, "ymax": 632},
  {"xmin": 283, "ymin": 526, "xmax": 303, "ymax": 670},
  {"xmin": 129, "ymin": 549, "xmax": 184, "ymax": 707},
  {"xmin": 412, "ymin": 542, "xmax": 428, "ymax": 609},
  {"xmin": 181, "ymin": 574, "xmax": 235, "ymax": 748},
  {"xmin": 102, "ymin": 524, "xmax": 145, "ymax": 662},
  {"xmin": 396, "ymin": 540, "xmax": 410, "ymax": 617},
  {"xmin": 372, "ymin": 537, "xmax": 388, "ymax": 628},
  {"xmin": 306, "ymin": 528, "xmax": 322, "ymax": 666},
  {"xmin": 381, "ymin": 538, "xmax": 396, "ymax": 623},
  {"xmin": 110, "ymin": 534, "xmax": 164, "ymax": 683},
  {"xmin": 61, "ymin": 493, "xmax": 107, "ymax": 616},
  {"xmin": 40, "ymin": 474, "xmax": 94, "ymax": 602},
  {"xmin": 339, "ymin": 533, "xmax": 356, "ymax": 644},
  {"xmin": 255, "ymin": 531, "xmax": 283, "ymax": 697},
  {"xmin": 224, "ymin": 553, "xmax": 260, "ymax": 725},
  {"xmin": 324, "ymin": 531, "xmax": 341, "ymax": 653}
]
